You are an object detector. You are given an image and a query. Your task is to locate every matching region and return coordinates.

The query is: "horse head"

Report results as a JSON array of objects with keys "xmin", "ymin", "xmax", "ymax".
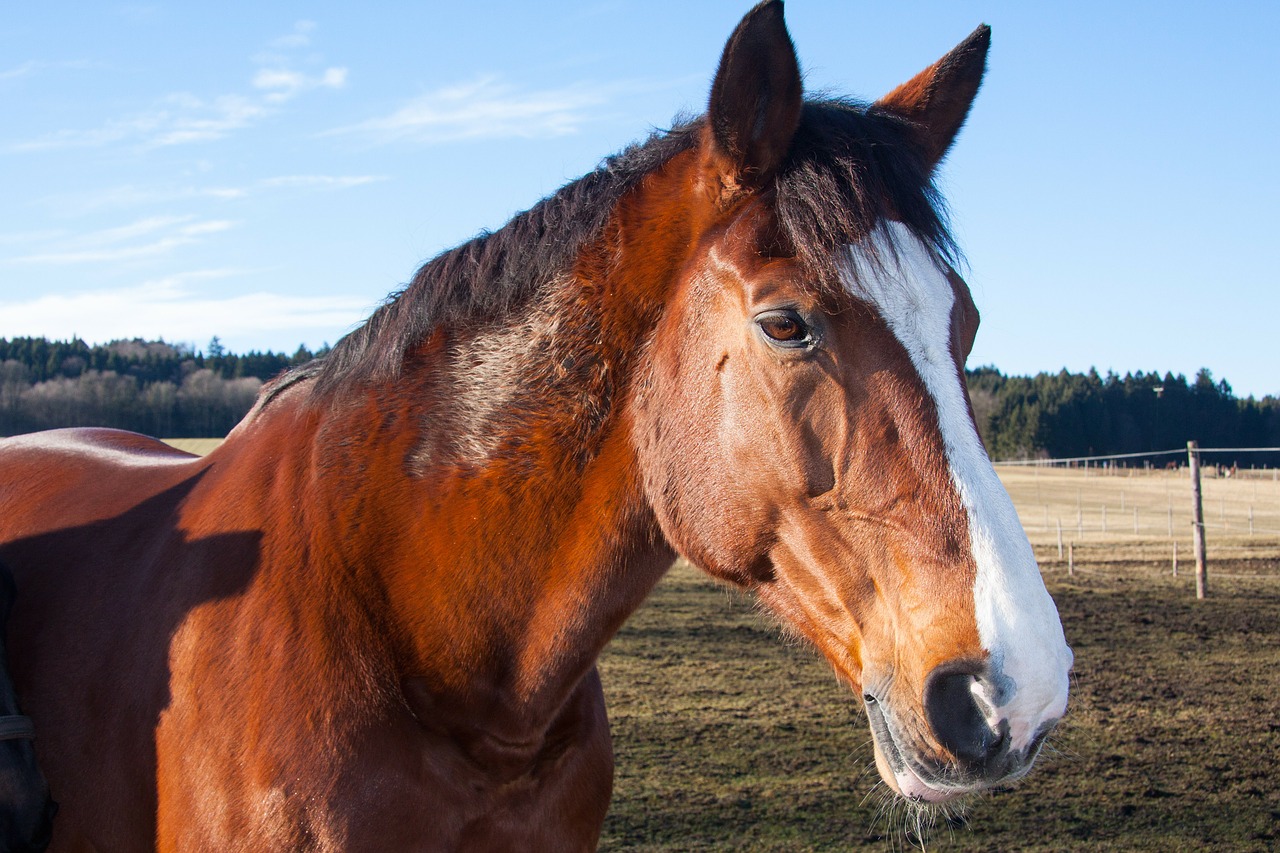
[{"xmin": 632, "ymin": 1, "xmax": 1071, "ymax": 803}]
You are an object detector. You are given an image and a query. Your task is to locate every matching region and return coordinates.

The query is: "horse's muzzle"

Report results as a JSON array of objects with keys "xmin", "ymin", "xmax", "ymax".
[{"xmin": 865, "ymin": 668, "xmax": 1062, "ymax": 803}]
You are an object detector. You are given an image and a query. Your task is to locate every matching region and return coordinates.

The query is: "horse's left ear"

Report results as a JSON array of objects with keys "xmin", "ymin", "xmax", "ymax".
[
  {"xmin": 707, "ymin": 0, "xmax": 803, "ymax": 193},
  {"xmin": 875, "ymin": 25, "xmax": 990, "ymax": 170}
]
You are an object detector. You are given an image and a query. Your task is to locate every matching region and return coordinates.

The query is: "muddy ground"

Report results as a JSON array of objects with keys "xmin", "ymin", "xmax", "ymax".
[{"xmin": 597, "ymin": 560, "xmax": 1280, "ymax": 851}]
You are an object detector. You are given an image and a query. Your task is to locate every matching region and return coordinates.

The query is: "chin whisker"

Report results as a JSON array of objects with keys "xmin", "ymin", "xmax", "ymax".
[{"xmin": 865, "ymin": 784, "xmax": 974, "ymax": 852}]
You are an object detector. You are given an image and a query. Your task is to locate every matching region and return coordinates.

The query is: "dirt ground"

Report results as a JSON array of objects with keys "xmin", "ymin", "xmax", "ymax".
[{"xmin": 598, "ymin": 560, "xmax": 1280, "ymax": 851}]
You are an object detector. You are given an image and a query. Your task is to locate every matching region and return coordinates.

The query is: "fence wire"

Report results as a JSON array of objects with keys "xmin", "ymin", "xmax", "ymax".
[{"xmin": 996, "ymin": 446, "xmax": 1280, "ymax": 466}]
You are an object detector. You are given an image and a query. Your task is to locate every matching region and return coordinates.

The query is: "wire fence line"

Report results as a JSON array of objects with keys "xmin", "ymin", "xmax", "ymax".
[
  {"xmin": 1013, "ymin": 500, "xmax": 1280, "ymax": 539},
  {"xmin": 993, "ymin": 450, "xmax": 1280, "ymax": 592},
  {"xmin": 995, "ymin": 446, "xmax": 1280, "ymax": 467},
  {"xmin": 1041, "ymin": 561, "xmax": 1277, "ymax": 582}
]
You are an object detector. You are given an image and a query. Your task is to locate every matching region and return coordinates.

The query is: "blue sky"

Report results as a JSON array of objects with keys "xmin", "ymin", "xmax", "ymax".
[{"xmin": 2, "ymin": 2, "xmax": 1277, "ymax": 398}]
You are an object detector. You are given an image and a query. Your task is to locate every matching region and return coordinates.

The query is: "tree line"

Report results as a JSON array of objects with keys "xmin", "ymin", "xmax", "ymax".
[
  {"xmin": 968, "ymin": 366, "xmax": 1280, "ymax": 467},
  {"xmin": 1, "ymin": 337, "xmax": 1277, "ymax": 464},
  {"xmin": 0, "ymin": 337, "xmax": 326, "ymax": 438}
]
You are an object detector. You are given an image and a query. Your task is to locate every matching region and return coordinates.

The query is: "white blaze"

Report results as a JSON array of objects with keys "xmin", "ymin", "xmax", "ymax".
[{"xmin": 840, "ymin": 221, "xmax": 1072, "ymax": 750}]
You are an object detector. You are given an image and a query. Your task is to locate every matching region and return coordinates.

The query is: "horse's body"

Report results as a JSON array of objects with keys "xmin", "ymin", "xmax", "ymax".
[
  {"xmin": 1, "ymin": 424, "xmax": 625, "ymax": 849},
  {"xmin": 0, "ymin": 4, "xmax": 1072, "ymax": 850}
]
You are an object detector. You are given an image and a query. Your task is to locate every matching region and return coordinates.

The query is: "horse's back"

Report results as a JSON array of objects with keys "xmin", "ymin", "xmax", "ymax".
[
  {"xmin": 0, "ymin": 427, "xmax": 200, "ymax": 542},
  {"xmin": 0, "ymin": 425, "xmax": 209, "ymax": 655}
]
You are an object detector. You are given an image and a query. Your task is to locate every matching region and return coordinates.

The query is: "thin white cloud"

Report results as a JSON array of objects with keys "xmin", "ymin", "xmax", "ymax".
[
  {"xmin": 269, "ymin": 20, "xmax": 317, "ymax": 51},
  {"xmin": 178, "ymin": 220, "xmax": 235, "ymax": 237},
  {"xmin": 327, "ymin": 75, "xmax": 611, "ymax": 144},
  {"xmin": 9, "ymin": 123, "xmax": 131, "ymax": 152},
  {"xmin": 260, "ymin": 174, "xmax": 384, "ymax": 190},
  {"xmin": 115, "ymin": 5, "xmax": 162, "ymax": 25},
  {"xmin": 252, "ymin": 66, "xmax": 347, "ymax": 103},
  {"xmin": 0, "ymin": 228, "xmax": 69, "ymax": 247},
  {"xmin": 0, "ymin": 59, "xmax": 98, "ymax": 82},
  {"xmin": 0, "ymin": 61, "xmax": 38, "ymax": 81},
  {"xmin": 9, "ymin": 93, "xmax": 271, "ymax": 152},
  {"xmin": 76, "ymin": 215, "xmax": 194, "ymax": 246},
  {"xmin": 42, "ymin": 175, "xmax": 384, "ymax": 216},
  {"xmin": 5, "ymin": 216, "xmax": 236, "ymax": 265},
  {"xmin": 33, "ymin": 185, "xmax": 247, "ymax": 217},
  {"xmin": 9, "ymin": 22, "xmax": 343, "ymax": 152},
  {"xmin": 149, "ymin": 94, "xmax": 271, "ymax": 147},
  {"xmin": 0, "ymin": 275, "xmax": 369, "ymax": 343}
]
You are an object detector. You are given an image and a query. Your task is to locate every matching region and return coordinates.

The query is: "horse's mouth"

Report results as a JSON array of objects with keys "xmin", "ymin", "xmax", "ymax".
[{"xmin": 863, "ymin": 695, "xmax": 1054, "ymax": 804}]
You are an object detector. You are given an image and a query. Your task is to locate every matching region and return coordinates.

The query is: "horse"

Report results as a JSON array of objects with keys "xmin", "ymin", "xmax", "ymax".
[
  {"xmin": 0, "ymin": 3, "xmax": 1072, "ymax": 849},
  {"xmin": 0, "ymin": 564, "xmax": 55, "ymax": 852}
]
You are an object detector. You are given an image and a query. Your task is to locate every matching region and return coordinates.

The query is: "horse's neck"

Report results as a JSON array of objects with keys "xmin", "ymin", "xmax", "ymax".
[
  {"xmin": 238, "ymin": 148, "xmax": 708, "ymax": 736},
  {"xmin": 278, "ymin": 313, "xmax": 671, "ymax": 736}
]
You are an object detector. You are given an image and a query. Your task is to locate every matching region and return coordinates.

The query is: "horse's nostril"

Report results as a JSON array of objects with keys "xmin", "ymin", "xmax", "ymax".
[{"xmin": 924, "ymin": 669, "xmax": 1005, "ymax": 768}]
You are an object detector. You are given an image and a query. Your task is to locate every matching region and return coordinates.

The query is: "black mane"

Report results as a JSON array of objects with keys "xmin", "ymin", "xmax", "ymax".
[{"xmin": 288, "ymin": 99, "xmax": 954, "ymax": 398}]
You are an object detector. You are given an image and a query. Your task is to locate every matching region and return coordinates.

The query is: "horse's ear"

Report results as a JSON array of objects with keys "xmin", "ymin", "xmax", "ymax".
[
  {"xmin": 707, "ymin": 0, "xmax": 803, "ymax": 193},
  {"xmin": 875, "ymin": 25, "xmax": 990, "ymax": 170}
]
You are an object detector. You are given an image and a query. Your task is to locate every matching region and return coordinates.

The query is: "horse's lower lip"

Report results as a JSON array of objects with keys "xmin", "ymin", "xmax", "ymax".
[
  {"xmin": 865, "ymin": 698, "xmax": 965, "ymax": 804},
  {"xmin": 879, "ymin": 747, "xmax": 964, "ymax": 803}
]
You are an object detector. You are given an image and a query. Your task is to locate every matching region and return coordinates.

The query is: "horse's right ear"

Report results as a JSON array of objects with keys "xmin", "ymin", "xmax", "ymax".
[
  {"xmin": 706, "ymin": 0, "xmax": 803, "ymax": 197},
  {"xmin": 874, "ymin": 25, "xmax": 990, "ymax": 170}
]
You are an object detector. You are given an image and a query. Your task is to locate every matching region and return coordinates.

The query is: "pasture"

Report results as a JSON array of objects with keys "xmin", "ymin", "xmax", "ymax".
[
  {"xmin": 160, "ymin": 445, "xmax": 1278, "ymax": 848},
  {"xmin": 999, "ymin": 464, "xmax": 1280, "ymax": 567},
  {"xmin": 161, "ymin": 437, "xmax": 224, "ymax": 457}
]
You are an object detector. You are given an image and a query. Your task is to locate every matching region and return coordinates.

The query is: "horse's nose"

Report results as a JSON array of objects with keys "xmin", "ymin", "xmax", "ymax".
[{"xmin": 924, "ymin": 667, "xmax": 1011, "ymax": 772}]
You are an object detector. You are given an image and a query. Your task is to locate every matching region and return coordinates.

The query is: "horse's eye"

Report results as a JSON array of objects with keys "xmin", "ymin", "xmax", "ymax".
[{"xmin": 757, "ymin": 310, "xmax": 812, "ymax": 347}]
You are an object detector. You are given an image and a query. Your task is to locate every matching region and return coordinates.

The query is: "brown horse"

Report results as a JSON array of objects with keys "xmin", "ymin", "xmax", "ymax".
[{"xmin": 0, "ymin": 3, "xmax": 1071, "ymax": 849}]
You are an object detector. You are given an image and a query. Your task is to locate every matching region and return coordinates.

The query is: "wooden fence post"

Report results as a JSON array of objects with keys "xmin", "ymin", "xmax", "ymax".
[
  {"xmin": 1172, "ymin": 541, "xmax": 1178, "ymax": 576},
  {"xmin": 1188, "ymin": 441, "xmax": 1207, "ymax": 599},
  {"xmin": 1068, "ymin": 543, "xmax": 1074, "ymax": 576}
]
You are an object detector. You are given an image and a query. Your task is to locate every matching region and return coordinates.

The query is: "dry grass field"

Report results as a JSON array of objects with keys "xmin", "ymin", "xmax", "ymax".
[
  {"xmin": 599, "ymin": 560, "xmax": 1280, "ymax": 852},
  {"xmin": 1000, "ymin": 464, "xmax": 1280, "ymax": 568},
  {"xmin": 160, "ymin": 438, "xmax": 224, "ymax": 456}
]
